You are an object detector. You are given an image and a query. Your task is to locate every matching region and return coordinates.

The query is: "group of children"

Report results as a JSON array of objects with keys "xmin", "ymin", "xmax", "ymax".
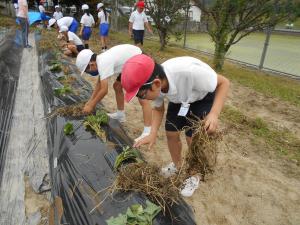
[
  {"xmin": 46, "ymin": 2, "xmax": 110, "ymax": 56},
  {"xmin": 47, "ymin": 1, "xmax": 230, "ymax": 197}
]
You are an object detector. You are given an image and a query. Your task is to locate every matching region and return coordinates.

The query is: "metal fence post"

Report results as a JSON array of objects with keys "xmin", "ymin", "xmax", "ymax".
[
  {"xmin": 183, "ymin": 1, "xmax": 189, "ymax": 48},
  {"xmin": 259, "ymin": 27, "xmax": 272, "ymax": 70}
]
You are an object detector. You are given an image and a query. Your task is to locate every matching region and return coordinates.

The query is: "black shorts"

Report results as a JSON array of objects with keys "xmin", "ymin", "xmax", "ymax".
[
  {"xmin": 165, "ymin": 92, "xmax": 215, "ymax": 137},
  {"xmin": 133, "ymin": 29, "xmax": 144, "ymax": 45}
]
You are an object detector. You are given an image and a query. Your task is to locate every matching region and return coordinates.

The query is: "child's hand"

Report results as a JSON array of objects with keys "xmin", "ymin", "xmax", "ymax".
[
  {"xmin": 134, "ymin": 133, "xmax": 156, "ymax": 151},
  {"xmin": 204, "ymin": 112, "xmax": 218, "ymax": 134},
  {"xmin": 83, "ymin": 102, "xmax": 94, "ymax": 114}
]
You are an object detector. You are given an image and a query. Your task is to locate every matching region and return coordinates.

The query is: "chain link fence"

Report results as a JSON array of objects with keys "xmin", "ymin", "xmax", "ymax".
[{"xmin": 175, "ymin": 20, "xmax": 300, "ymax": 78}]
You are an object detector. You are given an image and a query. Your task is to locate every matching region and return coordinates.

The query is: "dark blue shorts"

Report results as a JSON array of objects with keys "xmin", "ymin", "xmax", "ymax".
[
  {"xmin": 165, "ymin": 92, "xmax": 215, "ymax": 137},
  {"xmin": 82, "ymin": 26, "xmax": 92, "ymax": 40},
  {"xmin": 69, "ymin": 19, "xmax": 79, "ymax": 33},
  {"xmin": 40, "ymin": 12, "xmax": 47, "ymax": 21},
  {"xmin": 76, "ymin": 45, "xmax": 84, "ymax": 52},
  {"xmin": 99, "ymin": 23, "xmax": 109, "ymax": 36},
  {"xmin": 133, "ymin": 29, "xmax": 144, "ymax": 45}
]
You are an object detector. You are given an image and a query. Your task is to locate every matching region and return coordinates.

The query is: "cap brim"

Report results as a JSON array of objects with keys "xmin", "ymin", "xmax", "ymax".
[
  {"xmin": 80, "ymin": 63, "xmax": 89, "ymax": 76},
  {"xmin": 124, "ymin": 89, "xmax": 139, "ymax": 103},
  {"xmin": 80, "ymin": 68, "xmax": 87, "ymax": 76}
]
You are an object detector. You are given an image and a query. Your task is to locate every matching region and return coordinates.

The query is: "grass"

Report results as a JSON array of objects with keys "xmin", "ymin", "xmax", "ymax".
[
  {"xmin": 0, "ymin": 14, "xmax": 17, "ymax": 27},
  {"xmin": 109, "ymin": 31, "xmax": 300, "ymax": 107},
  {"xmin": 221, "ymin": 106, "xmax": 300, "ymax": 162},
  {"xmin": 150, "ymin": 32, "xmax": 300, "ymax": 76}
]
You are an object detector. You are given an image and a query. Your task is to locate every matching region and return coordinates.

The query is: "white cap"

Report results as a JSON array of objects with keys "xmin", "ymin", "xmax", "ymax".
[
  {"xmin": 82, "ymin": 4, "xmax": 89, "ymax": 10},
  {"xmin": 48, "ymin": 18, "xmax": 56, "ymax": 28},
  {"xmin": 97, "ymin": 3, "xmax": 104, "ymax": 10},
  {"xmin": 54, "ymin": 5, "xmax": 59, "ymax": 9},
  {"xmin": 59, "ymin": 25, "xmax": 68, "ymax": 32},
  {"xmin": 76, "ymin": 49, "xmax": 94, "ymax": 75}
]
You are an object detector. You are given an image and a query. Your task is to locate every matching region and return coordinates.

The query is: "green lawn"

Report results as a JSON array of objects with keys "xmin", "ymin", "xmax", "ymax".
[{"xmin": 167, "ymin": 32, "xmax": 300, "ymax": 77}]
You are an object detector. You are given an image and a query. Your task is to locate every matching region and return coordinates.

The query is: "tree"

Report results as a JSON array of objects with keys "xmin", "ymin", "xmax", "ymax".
[
  {"xmin": 194, "ymin": 0, "xmax": 292, "ymax": 71},
  {"xmin": 145, "ymin": 0, "xmax": 186, "ymax": 50}
]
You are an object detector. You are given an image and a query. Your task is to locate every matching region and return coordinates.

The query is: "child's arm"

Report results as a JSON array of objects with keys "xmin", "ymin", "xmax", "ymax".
[
  {"xmin": 134, "ymin": 103, "xmax": 165, "ymax": 150},
  {"xmin": 204, "ymin": 75, "xmax": 230, "ymax": 133},
  {"xmin": 83, "ymin": 78, "xmax": 108, "ymax": 113}
]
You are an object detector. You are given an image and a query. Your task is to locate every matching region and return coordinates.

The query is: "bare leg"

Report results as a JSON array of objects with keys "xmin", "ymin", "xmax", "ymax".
[
  {"xmin": 100, "ymin": 36, "xmax": 105, "ymax": 49},
  {"xmin": 166, "ymin": 131, "xmax": 182, "ymax": 168},
  {"xmin": 186, "ymin": 136, "xmax": 192, "ymax": 148},
  {"xmin": 138, "ymin": 98, "xmax": 152, "ymax": 127},
  {"xmin": 104, "ymin": 36, "xmax": 109, "ymax": 47},
  {"xmin": 113, "ymin": 80, "xmax": 124, "ymax": 111}
]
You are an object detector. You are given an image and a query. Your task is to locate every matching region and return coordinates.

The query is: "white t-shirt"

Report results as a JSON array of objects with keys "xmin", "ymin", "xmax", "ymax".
[
  {"xmin": 98, "ymin": 10, "xmax": 109, "ymax": 24},
  {"xmin": 80, "ymin": 14, "xmax": 95, "ymax": 27},
  {"xmin": 67, "ymin": 31, "xmax": 83, "ymax": 46},
  {"xmin": 129, "ymin": 10, "xmax": 148, "ymax": 30},
  {"xmin": 17, "ymin": 0, "xmax": 28, "ymax": 18},
  {"xmin": 96, "ymin": 44, "xmax": 142, "ymax": 79},
  {"xmin": 53, "ymin": 11, "xmax": 63, "ymax": 20},
  {"xmin": 57, "ymin": 17, "xmax": 74, "ymax": 28},
  {"xmin": 38, "ymin": 5, "xmax": 45, "ymax": 13},
  {"xmin": 153, "ymin": 57, "xmax": 218, "ymax": 107}
]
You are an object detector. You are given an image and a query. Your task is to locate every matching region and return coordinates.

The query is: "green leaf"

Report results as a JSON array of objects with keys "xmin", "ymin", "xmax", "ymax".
[
  {"xmin": 54, "ymin": 85, "xmax": 72, "ymax": 96},
  {"xmin": 106, "ymin": 201, "xmax": 161, "ymax": 225},
  {"xmin": 50, "ymin": 63, "xmax": 62, "ymax": 73},
  {"xmin": 106, "ymin": 214, "xmax": 127, "ymax": 225},
  {"xmin": 130, "ymin": 204, "xmax": 144, "ymax": 216},
  {"xmin": 114, "ymin": 147, "xmax": 143, "ymax": 170},
  {"xmin": 63, "ymin": 122, "xmax": 74, "ymax": 135},
  {"xmin": 144, "ymin": 200, "xmax": 161, "ymax": 221}
]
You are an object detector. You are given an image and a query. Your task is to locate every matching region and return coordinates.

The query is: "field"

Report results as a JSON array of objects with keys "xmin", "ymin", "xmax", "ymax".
[
  {"xmin": 94, "ymin": 32, "xmax": 300, "ymax": 225},
  {"xmin": 160, "ymin": 32, "xmax": 300, "ymax": 77},
  {"xmin": 1, "ymin": 13, "xmax": 300, "ymax": 225}
]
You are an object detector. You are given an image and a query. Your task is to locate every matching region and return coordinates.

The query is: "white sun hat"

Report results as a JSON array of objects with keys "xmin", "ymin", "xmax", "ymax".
[
  {"xmin": 82, "ymin": 4, "xmax": 89, "ymax": 10},
  {"xmin": 76, "ymin": 49, "xmax": 94, "ymax": 75},
  {"xmin": 97, "ymin": 3, "xmax": 104, "ymax": 10},
  {"xmin": 48, "ymin": 18, "xmax": 56, "ymax": 28}
]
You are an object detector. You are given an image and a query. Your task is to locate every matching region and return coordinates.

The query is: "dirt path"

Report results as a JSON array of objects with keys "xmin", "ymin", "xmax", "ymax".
[
  {"xmin": 227, "ymin": 82, "xmax": 300, "ymax": 137},
  {"xmin": 94, "ymin": 75, "xmax": 300, "ymax": 225}
]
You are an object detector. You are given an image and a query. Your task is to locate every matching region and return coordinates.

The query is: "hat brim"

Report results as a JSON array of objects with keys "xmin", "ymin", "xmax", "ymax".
[
  {"xmin": 80, "ymin": 66, "xmax": 88, "ymax": 76},
  {"xmin": 125, "ymin": 89, "xmax": 139, "ymax": 103}
]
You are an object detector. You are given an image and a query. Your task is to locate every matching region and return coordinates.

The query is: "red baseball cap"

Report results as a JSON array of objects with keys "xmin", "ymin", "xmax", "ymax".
[
  {"xmin": 136, "ymin": 1, "xmax": 145, "ymax": 8},
  {"xmin": 121, "ymin": 54, "xmax": 155, "ymax": 102}
]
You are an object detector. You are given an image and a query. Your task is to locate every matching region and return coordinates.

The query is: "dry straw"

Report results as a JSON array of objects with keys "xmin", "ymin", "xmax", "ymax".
[
  {"xmin": 184, "ymin": 118, "xmax": 219, "ymax": 180},
  {"xmin": 91, "ymin": 118, "xmax": 220, "ymax": 214},
  {"xmin": 46, "ymin": 102, "xmax": 88, "ymax": 118}
]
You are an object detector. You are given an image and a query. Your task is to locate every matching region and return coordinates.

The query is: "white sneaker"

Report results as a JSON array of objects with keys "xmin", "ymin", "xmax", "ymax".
[
  {"xmin": 134, "ymin": 132, "xmax": 150, "ymax": 142},
  {"xmin": 161, "ymin": 162, "xmax": 178, "ymax": 178},
  {"xmin": 108, "ymin": 112, "xmax": 126, "ymax": 123},
  {"xmin": 180, "ymin": 176, "xmax": 200, "ymax": 197}
]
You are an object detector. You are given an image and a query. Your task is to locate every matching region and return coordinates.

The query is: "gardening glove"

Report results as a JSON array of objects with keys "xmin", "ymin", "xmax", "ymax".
[{"xmin": 204, "ymin": 112, "xmax": 218, "ymax": 134}]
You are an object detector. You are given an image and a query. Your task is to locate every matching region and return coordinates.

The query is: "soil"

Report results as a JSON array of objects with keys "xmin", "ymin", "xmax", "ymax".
[{"xmin": 84, "ymin": 74, "xmax": 300, "ymax": 225}]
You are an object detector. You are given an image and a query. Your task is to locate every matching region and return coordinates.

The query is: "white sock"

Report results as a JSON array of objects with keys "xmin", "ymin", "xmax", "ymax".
[
  {"xmin": 143, "ymin": 126, "xmax": 151, "ymax": 134},
  {"xmin": 117, "ymin": 110, "xmax": 125, "ymax": 117}
]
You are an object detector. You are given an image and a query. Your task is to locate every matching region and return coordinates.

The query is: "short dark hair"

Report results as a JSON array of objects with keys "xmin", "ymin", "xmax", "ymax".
[
  {"xmin": 147, "ymin": 62, "xmax": 166, "ymax": 82},
  {"xmin": 90, "ymin": 53, "xmax": 97, "ymax": 62},
  {"xmin": 139, "ymin": 63, "xmax": 166, "ymax": 91}
]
